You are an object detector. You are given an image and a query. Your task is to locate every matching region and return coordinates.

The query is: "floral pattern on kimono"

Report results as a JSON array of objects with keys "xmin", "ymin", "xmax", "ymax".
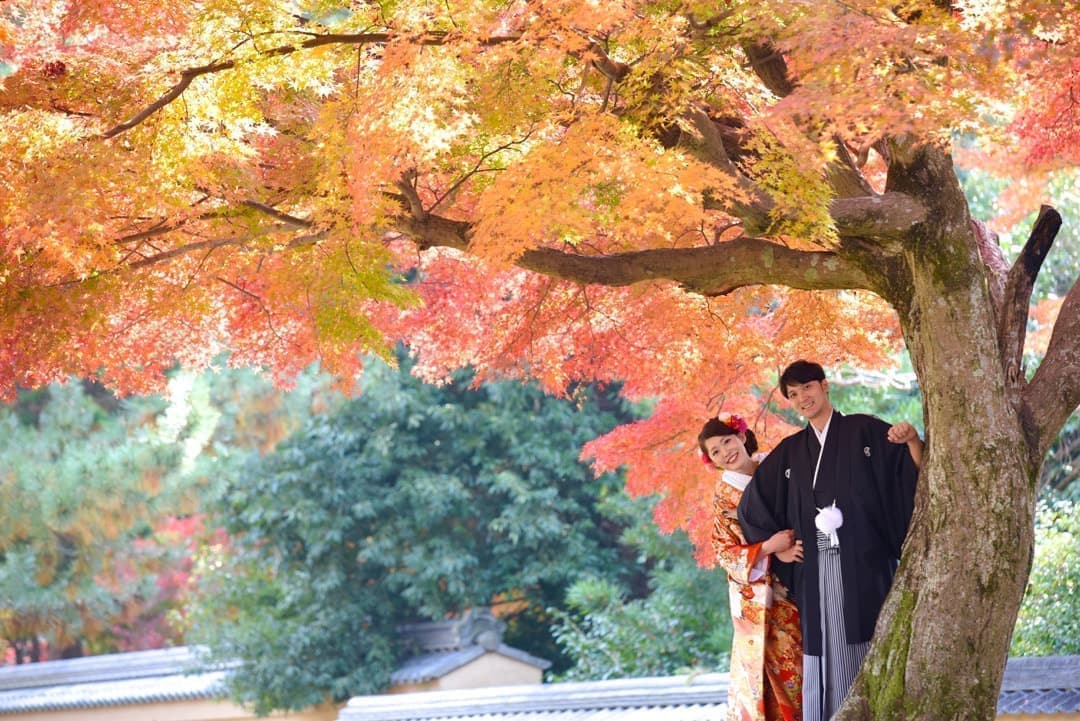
[{"xmin": 714, "ymin": 471, "xmax": 803, "ymax": 721}]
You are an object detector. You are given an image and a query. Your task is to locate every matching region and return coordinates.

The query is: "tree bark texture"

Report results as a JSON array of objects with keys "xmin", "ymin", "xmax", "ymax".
[
  {"xmin": 840, "ymin": 255, "xmax": 1039, "ymax": 721},
  {"xmin": 837, "ymin": 147, "xmax": 1043, "ymax": 721}
]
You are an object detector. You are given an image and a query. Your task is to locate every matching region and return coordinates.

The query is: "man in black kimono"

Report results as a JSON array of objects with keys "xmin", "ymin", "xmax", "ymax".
[{"xmin": 737, "ymin": 360, "xmax": 922, "ymax": 721}]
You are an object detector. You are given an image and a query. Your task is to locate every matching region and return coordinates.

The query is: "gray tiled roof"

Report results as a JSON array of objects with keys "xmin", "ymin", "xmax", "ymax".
[
  {"xmin": 340, "ymin": 673, "xmax": 730, "ymax": 721},
  {"xmin": 390, "ymin": 610, "xmax": 550, "ymax": 686},
  {"xmin": 0, "ymin": 647, "xmax": 1075, "ymax": 718},
  {"xmin": 998, "ymin": 656, "xmax": 1080, "ymax": 716},
  {"xmin": 0, "ymin": 640, "xmax": 549, "ymax": 715},
  {"xmin": 345, "ymin": 656, "xmax": 1080, "ymax": 721},
  {"xmin": 0, "ymin": 647, "xmax": 231, "ymax": 713},
  {"xmin": 999, "ymin": 689, "xmax": 1080, "ymax": 716},
  {"xmin": 390, "ymin": 644, "xmax": 551, "ymax": 685},
  {"xmin": 399, "ymin": 612, "xmax": 507, "ymax": 653}
]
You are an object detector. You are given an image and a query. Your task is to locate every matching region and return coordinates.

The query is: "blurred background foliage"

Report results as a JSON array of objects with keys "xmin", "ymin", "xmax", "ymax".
[
  {"xmin": 184, "ymin": 352, "xmax": 658, "ymax": 712},
  {"xmin": 1009, "ymin": 497, "xmax": 1079, "ymax": 657}
]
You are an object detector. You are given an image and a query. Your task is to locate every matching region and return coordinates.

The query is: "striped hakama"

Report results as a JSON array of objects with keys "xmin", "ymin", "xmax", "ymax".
[{"xmin": 801, "ymin": 530, "xmax": 870, "ymax": 721}]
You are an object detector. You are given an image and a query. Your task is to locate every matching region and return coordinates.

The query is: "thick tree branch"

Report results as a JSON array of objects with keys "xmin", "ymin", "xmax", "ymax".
[
  {"xmin": 686, "ymin": 10, "xmax": 737, "ymax": 34},
  {"xmin": 827, "ymin": 140, "xmax": 878, "ymax": 199},
  {"xmin": 123, "ymin": 230, "xmax": 325, "ymax": 272},
  {"xmin": 585, "ymin": 42, "xmax": 630, "ymax": 82},
  {"xmin": 683, "ymin": 107, "xmax": 738, "ymax": 172},
  {"xmin": 395, "ymin": 170, "xmax": 428, "ymax": 221},
  {"xmin": 1025, "ymin": 277, "xmax": 1080, "ymax": 459},
  {"xmin": 685, "ymin": 112, "xmax": 892, "ymax": 235},
  {"xmin": 517, "ymin": 242, "xmax": 873, "ymax": 295},
  {"xmin": 394, "ymin": 207, "xmax": 472, "ymax": 251},
  {"xmin": 725, "ymin": 44, "xmax": 881, "ymax": 210},
  {"xmin": 831, "ymin": 194, "xmax": 927, "ymax": 240},
  {"xmin": 733, "ymin": 45, "xmax": 881, "ymax": 207},
  {"xmin": 683, "ymin": 108, "xmax": 773, "ymax": 232},
  {"xmin": 999, "ymin": 206, "xmax": 1061, "ymax": 387},
  {"xmin": 700, "ymin": 192, "xmax": 926, "ymax": 241},
  {"xmin": 397, "ymin": 209, "xmax": 873, "ymax": 295},
  {"xmin": 742, "ymin": 42, "xmax": 794, "ymax": 97}
]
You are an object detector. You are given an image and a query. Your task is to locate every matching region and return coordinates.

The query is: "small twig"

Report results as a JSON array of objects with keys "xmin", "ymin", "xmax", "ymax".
[
  {"xmin": 215, "ymin": 275, "xmax": 291, "ymax": 349},
  {"xmin": 102, "ymin": 31, "xmax": 523, "ymax": 139},
  {"xmin": 428, "ymin": 128, "xmax": 535, "ymax": 213},
  {"xmin": 240, "ymin": 200, "xmax": 313, "ymax": 228}
]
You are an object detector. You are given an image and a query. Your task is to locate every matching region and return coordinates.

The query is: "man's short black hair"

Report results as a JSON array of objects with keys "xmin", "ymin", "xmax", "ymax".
[{"xmin": 779, "ymin": 360, "xmax": 826, "ymax": 399}]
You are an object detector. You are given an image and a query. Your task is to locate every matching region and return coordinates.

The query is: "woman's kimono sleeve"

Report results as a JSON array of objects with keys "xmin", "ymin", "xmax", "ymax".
[{"xmin": 713, "ymin": 502, "xmax": 767, "ymax": 586}]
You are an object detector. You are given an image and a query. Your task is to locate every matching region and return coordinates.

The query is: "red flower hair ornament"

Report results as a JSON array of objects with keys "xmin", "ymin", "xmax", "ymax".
[{"xmin": 717, "ymin": 412, "xmax": 748, "ymax": 434}]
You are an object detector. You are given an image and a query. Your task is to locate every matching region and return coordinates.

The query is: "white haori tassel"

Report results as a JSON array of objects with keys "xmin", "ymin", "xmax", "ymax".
[{"xmin": 815, "ymin": 502, "xmax": 843, "ymax": 547}]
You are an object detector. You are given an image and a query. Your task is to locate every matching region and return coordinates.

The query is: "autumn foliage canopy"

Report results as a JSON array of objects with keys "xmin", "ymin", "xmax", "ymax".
[{"xmin": 1, "ymin": 1, "xmax": 1076, "ymax": 557}]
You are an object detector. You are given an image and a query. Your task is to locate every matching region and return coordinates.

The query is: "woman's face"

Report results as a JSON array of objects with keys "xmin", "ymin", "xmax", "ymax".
[{"xmin": 703, "ymin": 433, "xmax": 750, "ymax": 472}]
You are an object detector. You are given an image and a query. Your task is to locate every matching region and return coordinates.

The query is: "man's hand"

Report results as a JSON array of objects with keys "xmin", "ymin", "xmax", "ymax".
[
  {"xmin": 887, "ymin": 421, "xmax": 919, "ymax": 444},
  {"xmin": 887, "ymin": 421, "xmax": 925, "ymax": 469}
]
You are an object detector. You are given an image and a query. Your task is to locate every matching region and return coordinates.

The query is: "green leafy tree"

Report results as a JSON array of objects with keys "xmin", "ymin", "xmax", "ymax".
[
  {"xmin": 550, "ymin": 492, "xmax": 732, "ymax": 681},
  {"xmin": 0, "ymin": 364, "xmax": 335, "ymax": 663},
  {"xmin": 1009, "ymin": 498, "xmax": 1080, "ymax": 656},
  {"xmin": 185, "ymin": 356, "xmax": 643, "ymax": 713}
]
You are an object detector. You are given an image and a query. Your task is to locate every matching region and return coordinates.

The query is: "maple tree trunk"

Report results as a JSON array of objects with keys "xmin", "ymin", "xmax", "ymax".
[
  {"xmin": 844, "ymin": 323, "xmax": 1036, "ymax": 721},
  {"xmin": 838, "ymin": 157, "xmax": 1038, "ymax": 721}
]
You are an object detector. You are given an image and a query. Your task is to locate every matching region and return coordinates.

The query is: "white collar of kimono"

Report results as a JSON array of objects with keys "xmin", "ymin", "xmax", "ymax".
[
  {"xmin": 721, "ymin": 469, "xmax": 752, "ymax": 492},
  {"xmin": 811, "ymin": 411, "xmax": 833, "ymax": 445},
  {"xmin": 720, "ymin": 452, "xmax": 767, "ymax": 492},
  {"xmin": 811, "ymin": 412, "xmax": 834, "ymax": 489}
]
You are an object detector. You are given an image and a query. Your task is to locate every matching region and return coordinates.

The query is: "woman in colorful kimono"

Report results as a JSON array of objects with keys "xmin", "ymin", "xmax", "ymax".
[{"xmin": 699, "ymin": 414, "xmax": 803, "ymax": 721}]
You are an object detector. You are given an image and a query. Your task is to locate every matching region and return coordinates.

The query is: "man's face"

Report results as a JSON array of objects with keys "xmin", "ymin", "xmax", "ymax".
[{"xmin": 785, "ymin": 379, "xmax": 831, "ymax": 422}]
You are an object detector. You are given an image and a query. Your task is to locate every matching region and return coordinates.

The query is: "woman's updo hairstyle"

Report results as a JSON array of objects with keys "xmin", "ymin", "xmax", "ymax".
[{"xmin": 696, "ymin": 414, "xmax": 758, "ymax": 458}]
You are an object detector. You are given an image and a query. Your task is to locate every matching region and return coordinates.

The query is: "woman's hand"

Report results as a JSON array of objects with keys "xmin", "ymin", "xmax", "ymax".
[
  {"xmin": 776, "ymin": 539, "xmax": 804, "ymax": 563},
  {"xmin": 761, "ymin": 529, "xmax": 795, "ymax": 555}
]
